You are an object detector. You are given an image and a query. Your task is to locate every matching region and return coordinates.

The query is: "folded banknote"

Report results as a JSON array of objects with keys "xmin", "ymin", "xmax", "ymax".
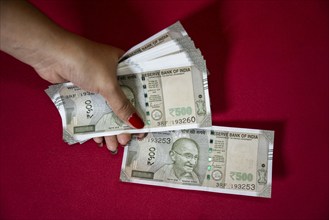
[{"xmin": 120, "ymin": 126, "xmax": 274, "ymax": 198}]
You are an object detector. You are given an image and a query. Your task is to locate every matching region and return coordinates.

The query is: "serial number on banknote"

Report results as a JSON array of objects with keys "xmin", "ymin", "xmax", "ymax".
[
  {"xmin": 60, "ymin": 91, "xmax": 95, "ymax": 99},
  {"xmin": 139, "ymin": 137, "xmax": 172, "ymax": 144},
  {"xmin": 216, "ymin": 183, "xmax": 256, "ymax": 191},
  {"xmin": 157, "ymin": 116, "xmax": 196, "ymax": 126}
]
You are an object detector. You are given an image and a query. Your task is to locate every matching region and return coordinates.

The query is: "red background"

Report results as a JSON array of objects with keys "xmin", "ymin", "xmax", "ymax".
[{"xmin": 1, "ymin": 0, "xmax": 328, "ymax": 219}]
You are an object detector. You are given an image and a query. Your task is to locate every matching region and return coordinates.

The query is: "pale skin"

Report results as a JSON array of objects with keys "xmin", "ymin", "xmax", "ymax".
[{"xmin": 0, "ymin": 0, "xmax": 145, "ymax": 153}]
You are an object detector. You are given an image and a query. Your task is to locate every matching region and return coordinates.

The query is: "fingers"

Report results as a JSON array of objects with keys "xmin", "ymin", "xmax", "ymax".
[
  {"xmin": 93, "ymin": 133, "xmax": 145, "ymax": 155},
  {"xmin": 93, "ymin": 137, "xmax": 104, "ymax": 147},
  {"xmin": 102, "ymin": 134, "xmax": 132, "ymax": 154},
  {"xmin": 117, "ymin": 133, "xmax": 131, "ymax": 146},
  {"xmin": 136, "ymin": 133, "xmax": 147, "ymax": 140},
  {"xmin": 104, "ymin": 136, "xmax": 119, "ymax": 154},
  {"xmin": 93, "ymin": 136, "xmax": 118, "ymax": 154}
]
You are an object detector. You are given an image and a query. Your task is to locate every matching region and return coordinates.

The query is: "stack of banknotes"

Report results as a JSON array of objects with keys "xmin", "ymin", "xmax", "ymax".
[
  {"xmin": 46, "ymin": 22, "xmax": 274, "ymax": 198},
  {"xmin": 46, "ymin": 21, "xmax": 211, "ymax": 145}
]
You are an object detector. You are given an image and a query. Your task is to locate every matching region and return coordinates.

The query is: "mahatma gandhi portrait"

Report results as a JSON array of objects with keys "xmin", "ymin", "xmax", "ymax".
[{"xmin": 154, "ymin": 138, "xmax": 200, "ymax": 184}]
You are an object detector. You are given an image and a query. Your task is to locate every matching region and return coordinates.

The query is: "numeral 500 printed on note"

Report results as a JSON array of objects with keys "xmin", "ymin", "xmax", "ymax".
[
  {"xmin": 46, "ymin": 64, "xmax": 211, "ymax": 144},
  {"xmin": 120, "ymin": 126, "xmax": 274, "ymax": 198}
]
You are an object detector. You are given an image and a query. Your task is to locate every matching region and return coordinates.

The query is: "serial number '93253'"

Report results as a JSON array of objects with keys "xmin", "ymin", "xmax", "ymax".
[{"xmin": 216, "ymin": 183, "xmax": 256, "ymax": 191}]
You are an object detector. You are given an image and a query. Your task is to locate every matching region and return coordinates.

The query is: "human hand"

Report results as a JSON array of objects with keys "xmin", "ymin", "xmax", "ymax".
[
  {"xmin": 0, "ymin": 0, "xmax": 145, "ymax": 153},
  {"xmin": 34, "ymin": 34, "xmax": 145, "ymax": 153}
]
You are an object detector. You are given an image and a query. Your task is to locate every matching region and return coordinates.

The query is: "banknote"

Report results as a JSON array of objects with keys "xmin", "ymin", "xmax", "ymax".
[
  {"xmin": 120, "ymin": 126, "xmax": 274, "ymax": 198},
  {"xmin": 118, "ymin": 36, "xmax": 197, "ymax": 69},
  {"xmin": 120, "ymin": 21, "xmax": 187, "ymax": 61},
  {"xmin": 46, "ymin": 62, "xmax": 211, "ymax": 144},
  {"xmin": 117, "ymin": 50, "xmax": 204, "ymax": 76},
  {"xmin": 117, "ymin": 29, "xmax": 210, "ymax": 76}
]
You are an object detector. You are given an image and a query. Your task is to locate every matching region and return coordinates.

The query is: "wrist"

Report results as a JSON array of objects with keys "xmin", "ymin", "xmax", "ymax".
[{"xmin": 26, "ymin": 28, "xmax": 72, "ymax": 69}]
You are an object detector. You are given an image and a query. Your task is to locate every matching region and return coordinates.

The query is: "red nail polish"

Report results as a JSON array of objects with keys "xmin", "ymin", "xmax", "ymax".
[{"xmin": 128, "ymin": 113, "xmax": 144, "ymax": 129}]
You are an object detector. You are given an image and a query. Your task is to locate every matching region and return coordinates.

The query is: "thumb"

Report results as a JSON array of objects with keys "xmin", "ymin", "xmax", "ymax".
[{"xmin": 101, "ymin": 84, "xmax": 144, "ymax": 129}]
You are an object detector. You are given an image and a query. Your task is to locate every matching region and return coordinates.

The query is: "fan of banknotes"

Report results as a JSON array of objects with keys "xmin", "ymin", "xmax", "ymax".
[
  {"xmin": 46, "ymin": 21, "xmax": 211, "ymax": 145},
  {"xmin": 46, "ymin": 22, "xmax": 274, "ymax": 198}
]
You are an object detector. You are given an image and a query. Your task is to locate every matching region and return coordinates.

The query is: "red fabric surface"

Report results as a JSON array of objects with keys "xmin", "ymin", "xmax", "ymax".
[{"xmin": 1, "ymin": 0, "xmax": 328, "ymax": 219}]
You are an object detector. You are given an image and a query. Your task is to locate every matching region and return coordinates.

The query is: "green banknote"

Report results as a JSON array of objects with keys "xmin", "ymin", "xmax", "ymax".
[
  {"xmin": 46, "ymin": 21, "xmax": 211, "ymax": 144},
  {"xmin": 46, "ymin": 63, "xmax": 211, "ymax": 144},
  {"xmin": 120, "ymin": 126, "xmax": 274, "ymax": 198}
]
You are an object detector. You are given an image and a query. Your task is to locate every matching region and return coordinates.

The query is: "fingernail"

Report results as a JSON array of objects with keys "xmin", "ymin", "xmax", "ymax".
[
  {"xmin": 128, "ymin": 113, "xmax": 144, "ymax": 129},
  {"xmin": 109, "ymin": 149, "xmax": 118, "ymax": 155},
  {"xmin": 137, "ymin": 133, "xmax": 147, "ymax": 140},
  {"xmin": 97, "ymin": 142, "xmax": 103, "ymax": 147}
]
